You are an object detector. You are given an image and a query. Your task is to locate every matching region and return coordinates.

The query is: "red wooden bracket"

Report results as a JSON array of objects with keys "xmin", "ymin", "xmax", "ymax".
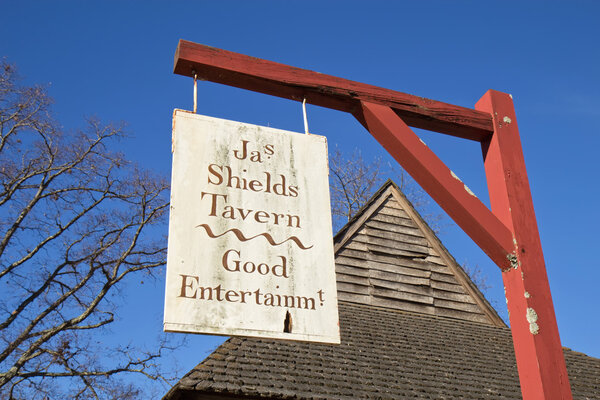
[
  {"xmin": 476, "ymin": 90, "xmax": 573, "ymax": 399},
  {"xmin": 356, "ymin": 101, "xmax": 514, "ymax": 269}
]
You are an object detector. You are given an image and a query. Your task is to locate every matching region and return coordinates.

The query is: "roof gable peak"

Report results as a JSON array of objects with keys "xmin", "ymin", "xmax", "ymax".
[{"xmin": 333, "ymin": 180, "xmax": 505, "ymax": 327}]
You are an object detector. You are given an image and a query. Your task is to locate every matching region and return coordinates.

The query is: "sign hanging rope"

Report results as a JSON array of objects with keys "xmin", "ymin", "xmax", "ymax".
[
  {"xmin": 193, "ymin": 70, "xmax": 198, "ymax": 114},
  {"xmin": 302, "ymin": 97, "xmax": 309, "ymax": 135}
]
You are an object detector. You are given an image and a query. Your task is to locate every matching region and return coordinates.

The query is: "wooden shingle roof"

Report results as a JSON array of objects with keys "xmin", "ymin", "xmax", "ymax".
[
  {"xmin": 163, "ymin": 181, "xmax": 600, "ymax": 400},
  {"xmin": 164, "ymin": 302, "xmax": 599, "ymax": 399}
]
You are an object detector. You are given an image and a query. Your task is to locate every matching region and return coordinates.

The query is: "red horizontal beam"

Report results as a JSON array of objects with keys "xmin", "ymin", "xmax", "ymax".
[
  {"xmin": 174, "ymin": 40, "xmax": 493, "ymax": 141},
  {"xmin": 357, "ymin": 101, "xmax": 514, "ymax": 269}
]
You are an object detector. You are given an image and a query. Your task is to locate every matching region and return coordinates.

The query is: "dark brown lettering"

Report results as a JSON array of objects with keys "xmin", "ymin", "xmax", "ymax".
[
  {"xmin": 282, "ymin": 295, "xmax": 295, "ymax": 308},
  {"xmin": 198, "ymin": 286, "xmax": 213, "ymax": 300},
  {"xmin": 264, "ymin": 293, "xmax": 274, "ymax": 306},
  {"xmin": 233, "ymin": 140, "xmax": 249, "ymax": 160},
  {"xmin": 207, "ymin": 164, "xmax": 224, "ymax": 185},
  {"xmin": 254, "ymin": 210, "xmax": 269, "ymax": 223},
  {"xmin": 296, "ymin": 296, "xmax": 316, "ymax": 310},
  {"xmin": 240, "ymin": 290, "xmax": 251, "ymax": 303},
  {"xmin": 222, "ymin": 249, "xmax": 240, "ymax": 272},
  {"xmin": 249, "ymin": 151, "xmax": 262, "ymax": 163},
  {"xmin": 201, "ymin": 192, "xmax": 227, "ymax": 216},
  {"xmin": 248, "ymin": 179, "xmax": 263, "ymax": 192},
  {"xmin": 254, "ymin": 288, "xmax": 262, "ymax": 305},
  {"xmin": 178, "ymin": 274, "xmax": 199, "ymax": 298},
  {"xmin": 273, "ymin": 174, "xmax": 287, "ymax": 196},
  {"xmin": 214, "ymin": 284, "xmax": 224, "ymax": 301},
  {"xmin": 287, "ymin": 215, "xmax": 301, "ymax": 228},
  {"xmin": 225, "ymin": 290, "xmax": 239, "ymax": 302}
]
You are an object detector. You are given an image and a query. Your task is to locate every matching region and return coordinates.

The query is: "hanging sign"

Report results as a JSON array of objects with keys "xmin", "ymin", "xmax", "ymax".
[{"xmin": 164, "ymin": 110, "xmax": 340, "ymax": 344}]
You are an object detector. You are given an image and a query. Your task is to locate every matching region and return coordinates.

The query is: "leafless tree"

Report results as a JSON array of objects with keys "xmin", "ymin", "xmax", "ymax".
[
  {"xmin": 0, "ymin": 62, "xmax": 173, "ymax": 399},
  {"xmin": 329, "ymin": 147, "xmax": 441, "ymax": 232},
  {"xmin": 462, "ymin": 263, "xmax": 491, "ymax": 293}
]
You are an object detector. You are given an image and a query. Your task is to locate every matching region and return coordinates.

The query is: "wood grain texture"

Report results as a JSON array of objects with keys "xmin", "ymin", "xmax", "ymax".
[
  {"xmin": 345, "ymin": 234, "xmax": 427, "ymax": 258},
  {"xmin": 370, "ymin": 269, "xmax": 430, "ymax": 286},
  {"xmin": 370, "ymin": 297, "xmax": 435, "ymax": 315},
  {"xmin": 435, "ymin": 307, "xmax": 490, "ymax": 324},
  {"xmin": 174, "ymin": 40, "xmax": 493, "ymax": 140},
  {"xmin": 336, "ymin": 273, "xmax": 369, "ymax": 285},
  {"xmin": 367, "ymin": 261, "xmax": 432, "ymax": 279},
  {"xmin": 372, "ymin": 287, "xmax": 433, "ymax": 305},
  {"xmin": 431, "ymin": 281, "xmax": 467, "ymax": 294},
  {"xmin": 365, "ymin": 220, "xmax": 423, "ymax": 237},
  {"xmin": 371, "ymin": 277, "xmax": 432, "ymax": 294},
  {"xmin": 365, "ymin": 226, "xmax": 429, "ymax": 247},
  {"xmin": 362, "ymin": 234, "xmax": 430, "ymax": 255},
  {"xmin": 335, "ymin": 264, "xmax": 370, "ymax": 278},
  {"xmin": 371, "ymin": 213, "xmax": 416, "ymax": 227}
]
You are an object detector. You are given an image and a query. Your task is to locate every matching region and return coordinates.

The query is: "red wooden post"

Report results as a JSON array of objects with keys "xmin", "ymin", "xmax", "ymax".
[{"xmin": 476, "ymin": 90, "xmax": 572, "ymax": 399}]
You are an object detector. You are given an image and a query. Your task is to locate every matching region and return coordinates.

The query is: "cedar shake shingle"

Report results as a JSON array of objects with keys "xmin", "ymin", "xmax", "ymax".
[{"xmin": 164, "ymin": 302, "xmax": 600, "ymax": 399}]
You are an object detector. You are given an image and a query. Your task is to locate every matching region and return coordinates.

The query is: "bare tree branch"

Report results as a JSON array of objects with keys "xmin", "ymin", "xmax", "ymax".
[
  {"xmin": 0, "ymin": 61, "xmax": 178, "ymax": 399},
  {"xmin": 328, "ymin": 147, "xmax": 442, "ymax": 233}
]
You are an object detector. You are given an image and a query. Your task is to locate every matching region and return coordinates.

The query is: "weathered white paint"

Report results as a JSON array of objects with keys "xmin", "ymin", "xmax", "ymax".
[{"xmin": 164, "ymin": 110, "xmax": 340, "ymax": 344}]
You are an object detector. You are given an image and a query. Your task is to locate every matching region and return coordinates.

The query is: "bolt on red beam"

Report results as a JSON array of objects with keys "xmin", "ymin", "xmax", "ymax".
[{"xmin": 476, "ymin": 90, "xmax": 572, "ymax": 400}]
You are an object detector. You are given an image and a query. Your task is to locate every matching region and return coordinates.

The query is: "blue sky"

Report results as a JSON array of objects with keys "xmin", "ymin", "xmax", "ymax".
[{"xmin": 2, "ymin": 0, "xmax": 599, "ymax": 393}]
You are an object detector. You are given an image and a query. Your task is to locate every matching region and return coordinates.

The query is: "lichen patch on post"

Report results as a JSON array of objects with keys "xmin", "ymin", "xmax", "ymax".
[
  {"xmin": 463, "ymin": 184, "xmax": 477, "ymax": 197},
  {"xmin": 451, "ymin": 171, "xmax": 462, "ymax": 182},
  {"xmin": 529, "ymin": 322, "xmax": 540, "ymax": 335},
  {"xmin": 449, "ymin": 171, "xmax": 476, "ymax": 197},
  {"xmin": 526, "ymin": 308, "xmax": 539, "ymax": 335},
  {"xmin": 504, "ymin": 253, "xmax": 519, "ymax": 271},
  {"xmin": 524, "ymin": 291, "xmax": 531, "ymax": 299},
  {"xmin": 503, "ymin": 116, "xmax": 512, "ymax": 124}
]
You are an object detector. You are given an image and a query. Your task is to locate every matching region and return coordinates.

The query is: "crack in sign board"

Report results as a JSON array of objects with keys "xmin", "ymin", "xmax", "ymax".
[{"xmin": 164, "ymin": 110, "xmax": 340, "ymax": 344}]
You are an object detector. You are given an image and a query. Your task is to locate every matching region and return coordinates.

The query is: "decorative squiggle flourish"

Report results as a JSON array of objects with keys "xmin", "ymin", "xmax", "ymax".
[{"xmin": 196, "ymin": 224, "xmax": 313, "ymax": 250}]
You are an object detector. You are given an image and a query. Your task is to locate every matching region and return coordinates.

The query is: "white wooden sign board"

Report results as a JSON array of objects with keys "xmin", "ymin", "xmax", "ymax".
[{"xmin": 164, "ymin": 110, "xmax": 340, "ymax": 344}]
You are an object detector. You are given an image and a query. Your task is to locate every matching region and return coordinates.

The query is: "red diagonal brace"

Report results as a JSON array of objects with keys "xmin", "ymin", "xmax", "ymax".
[
  {"xmin": 476, "ymin": 90, "xmax": 573, "ymax": 399},
  {"xmin": 356, "ymin": 101, "xmax": 514, "ymax": 269}
]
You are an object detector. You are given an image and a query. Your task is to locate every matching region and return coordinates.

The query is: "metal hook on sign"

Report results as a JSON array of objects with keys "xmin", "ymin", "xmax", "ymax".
[
  {"xmin": 302, "ymin": 97, "xmax": 309, "ymax": 135},
  {"xmin": 193, "ymin": 70, "xmax": 198, "ymax": 114}
]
